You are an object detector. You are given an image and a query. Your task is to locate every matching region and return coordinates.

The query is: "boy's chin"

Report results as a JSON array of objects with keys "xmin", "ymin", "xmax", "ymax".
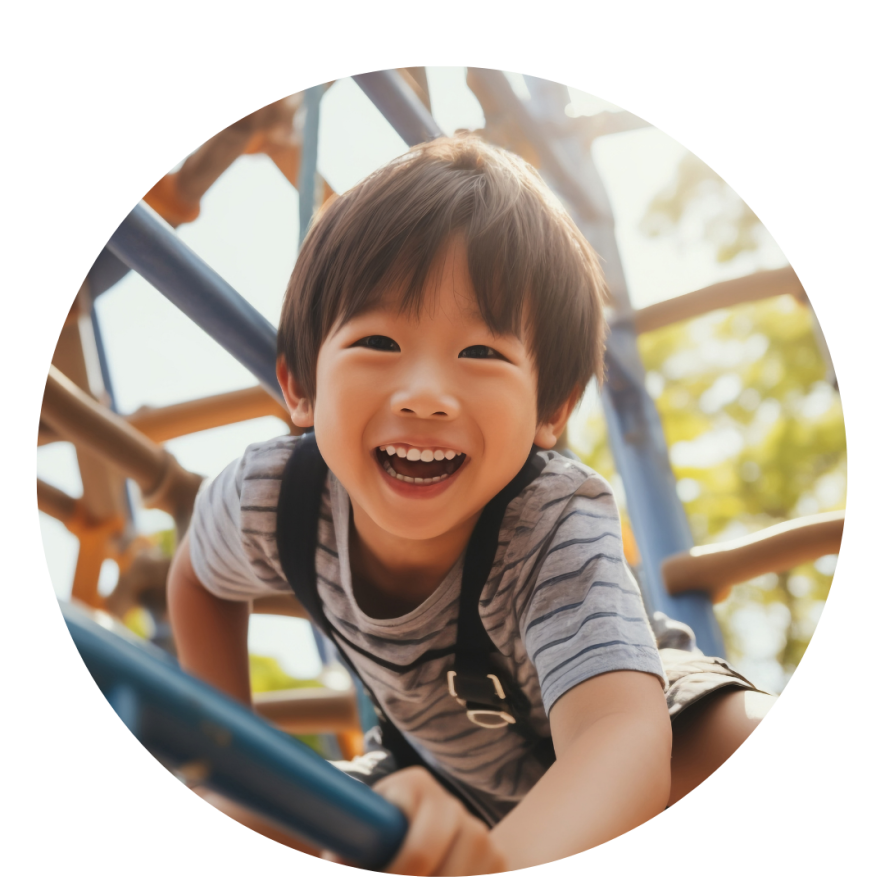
[
  {"xmin": 376, "ymin": 515, "xmax": 461, "ymax": 542},
  {"xmin": 366, "ymin": 505, "xmax": 475, "ymax": 543}
]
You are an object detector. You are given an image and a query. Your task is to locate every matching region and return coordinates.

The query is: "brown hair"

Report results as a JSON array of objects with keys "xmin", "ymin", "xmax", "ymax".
[{"xmin": 278, "ymin": 136, "xmax": 607, "ymax": 423}]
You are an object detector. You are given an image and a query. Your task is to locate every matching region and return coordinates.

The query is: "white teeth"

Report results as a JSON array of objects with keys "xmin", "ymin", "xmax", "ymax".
[{"xmin": 382, "ymin": 445, "xmax": 463, "ymax": 461}]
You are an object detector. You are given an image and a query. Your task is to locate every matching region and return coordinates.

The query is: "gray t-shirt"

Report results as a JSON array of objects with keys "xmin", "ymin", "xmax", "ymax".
[{"xmin": 190, "ymin": 437, "xmax": 666, "ymax": 822}]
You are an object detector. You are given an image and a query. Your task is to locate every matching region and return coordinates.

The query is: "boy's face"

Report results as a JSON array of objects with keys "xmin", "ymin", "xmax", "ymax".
[{"xmin": 283, "ymin": 239, "xmax": 565, "ymax": 543}]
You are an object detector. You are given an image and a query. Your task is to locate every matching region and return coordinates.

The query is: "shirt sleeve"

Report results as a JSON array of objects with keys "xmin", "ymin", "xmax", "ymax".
[
  {"xmin": 519, "ymin": 471, "xmax": 665, "ymax": 714},
  {"xmin": 189, "ymin": 443, "xmax": 294, "ymax": 601}
]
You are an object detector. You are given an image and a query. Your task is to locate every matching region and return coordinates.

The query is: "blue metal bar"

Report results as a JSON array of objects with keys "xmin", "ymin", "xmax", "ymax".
[
  {"xmin": 63, "ymin": 602, "xmax": 406, "ymax": 869},
  {"xmin": 86, "ymin": 247, "xmax": 132, "ymax": 299},
  {"xmin": 601, "ymin": 326, "xmax": 725, "ymax": 654},
  {"xmin": 106, "ymin": 203, "xmax": 282, "ymax": 403},
  {"xmin": 298, "ymin": 84, "xmax": 323, "ymax": 246},
  {"xmin": 353, "ymin": 70, "xmax": 444, "ymax": 146},
  {"xmin": 517, "ymin": 75, "xmax": 725, "ymax": 655},
  {"xmin": 468, "ymin": 69, "xmax": 602, "ymax": 226},
  {"xmin": 87, "ymin": 300, "xmax": 137, "ymax": 522},
  {"xmin": 88, "ymin": 302, "xmax": 119, "ymax": 413}
]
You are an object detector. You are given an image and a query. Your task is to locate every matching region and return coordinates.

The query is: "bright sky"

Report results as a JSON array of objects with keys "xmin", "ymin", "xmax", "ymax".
[{"xmin": 37, "ymin": 67, "xmax": 787, "ymax": 679}]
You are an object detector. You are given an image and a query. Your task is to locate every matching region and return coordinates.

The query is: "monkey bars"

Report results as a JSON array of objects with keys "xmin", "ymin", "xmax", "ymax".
[
  {"xmin": 48, "ymin": 68, "xmax": 843, "ymax": 864},
  {"xmin": 63, "ymin": 602, "xmax": 406, "ymax": 869}
]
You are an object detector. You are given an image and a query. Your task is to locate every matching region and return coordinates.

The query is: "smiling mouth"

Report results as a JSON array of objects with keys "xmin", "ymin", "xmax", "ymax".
[{"xmin": 375, "ymin": 445, "xmax": 467, "ymax": 485}]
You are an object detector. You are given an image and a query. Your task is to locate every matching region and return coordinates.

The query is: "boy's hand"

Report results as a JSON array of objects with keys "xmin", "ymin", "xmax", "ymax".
[{"xmin": 325, "ymin": 767, "xmax": 507, "ymax": 876}]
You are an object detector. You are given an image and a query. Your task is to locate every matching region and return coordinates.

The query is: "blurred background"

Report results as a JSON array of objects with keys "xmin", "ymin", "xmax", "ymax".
[{"xmin": 38, "ymin": 67, "xmax": 843, "ymax": 706}]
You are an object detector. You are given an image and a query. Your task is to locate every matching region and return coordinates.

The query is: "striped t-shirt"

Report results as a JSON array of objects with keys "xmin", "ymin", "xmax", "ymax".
[{"xmin": 190, "ymin": 436, "xmax": 666, "ymax": 823}]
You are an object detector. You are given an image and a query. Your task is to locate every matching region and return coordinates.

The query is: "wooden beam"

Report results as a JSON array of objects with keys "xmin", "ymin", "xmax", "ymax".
[
  {"xmin": 632, "ymin": 266, "xmax": 806, "ymax": 335},
  {"xmin": 51, "ymin": 285, "xmax": 130, "ymax": 524},
  {"xmin": 37, "ymin": 478, "xmax": 78, "ymax": 525},
  {"xmin": 254, "ymin": 687, "xmax": 361, "ymax": 734},
  {"xmin": 126, "ymin": 386, "xmax": 292, "ymax": 443},
  {"xmin": 41, "ymin": 366, "xmax": 203, "ymax": 524},
  {"xmin": 662, "ymin": 511, "xmax": 843, "ymax": 603}
]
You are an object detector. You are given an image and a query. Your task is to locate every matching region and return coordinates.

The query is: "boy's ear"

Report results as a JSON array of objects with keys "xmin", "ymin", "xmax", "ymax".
[
  {"xmin": 533, "ymin": 388, "xmax": 582, "ymax": 450},
  {"xmin": 276, "ymin": 356, "xmax": 315, "ymax": 427}
]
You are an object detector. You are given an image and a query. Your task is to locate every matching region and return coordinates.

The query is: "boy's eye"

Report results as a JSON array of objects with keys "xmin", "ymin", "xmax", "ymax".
[
  {"xmin": 458, "ymin": 345, "xmax": 505, "ymax": 360},
  {"xmin": 353, "ymin": 335, "xmax": 400, "ymax": 352}
]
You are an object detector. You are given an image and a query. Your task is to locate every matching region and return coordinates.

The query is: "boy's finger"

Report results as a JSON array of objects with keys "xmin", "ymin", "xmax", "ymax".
[
  {"xmin": 435, "ymin": 814, "xmax": 508, "ymax": 877},
  {"xmin": 374, "ymin": 769, "xmax": 462, "ymax": 876},
  {"xmin": 320, "ymin": 849, "xmax": 358, "ymax": 868}
]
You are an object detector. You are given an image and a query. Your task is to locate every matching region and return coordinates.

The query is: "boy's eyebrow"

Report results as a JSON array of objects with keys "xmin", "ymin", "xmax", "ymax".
[{"xmin": 334, "ymin": 273, "xmax": 527, "ymax": 343}]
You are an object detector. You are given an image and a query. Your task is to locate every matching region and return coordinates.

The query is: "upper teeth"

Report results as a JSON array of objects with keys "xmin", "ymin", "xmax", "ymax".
[{"xmin": 380, "ymin": 445, "xmax": 461, "ymax": 461}]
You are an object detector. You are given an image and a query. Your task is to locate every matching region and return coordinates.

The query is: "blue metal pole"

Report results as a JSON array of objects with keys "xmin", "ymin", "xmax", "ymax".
[
  {"xmin": 88, "ymin": 303, "xmax": 119, "ymax": 412},
  {"xmin": 466, "ymin": 69, "xmax": 602, "ymax": 226},
  {"xmin": 518, "ymin": 76, "xmax": 725, "ymax": 655},
  {"xmin": 601, "ymin": 325, "xmax": 726, "ymax": 655},
  {"xmin": 106, "ymin": 203, "xmax": 282, "ymax": 403},
  {"xmin": 297, "ymin": 74, "xmax": 383, "ymax": 728},
  {"xmin": 88, "ymin": 300, "xmax": 137, "ymax": 523},
  {"xmin": 353, "ymin": 70, "xmax": 444, "ymax": 146},
  {"xmin": 298, "ymin": 84, "xmax": 323, "ymax": 246},
  {"xmin": 86, "ymin": 248, "xmax": 133, "ymax": 299},
  {"xmin": 63, "ymin": 602, "xmax": 406, "ymax": 869}
]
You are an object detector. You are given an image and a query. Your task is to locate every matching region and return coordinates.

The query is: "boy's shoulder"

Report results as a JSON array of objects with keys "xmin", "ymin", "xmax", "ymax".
[
  {"xmin": 533, "ymin": 448, "xmax": 609, "ymax": 488},
  {"xmin": 507, "ymin": 449, "xmax": 615, "ymax": 528},
  {"xmin": 237, "ymin": 434, "xmax": 301, "ymax": 478},
  {"xmin": 491, "ymin": 448, "xmax": 620, "ymax": 582},
  {"xmin": 189, "ymin": 435, "xmax": 304, "ymax": 601},
  {"xmin": 233, "ymin": 435, "xmax": 301, "ymax": 502}
]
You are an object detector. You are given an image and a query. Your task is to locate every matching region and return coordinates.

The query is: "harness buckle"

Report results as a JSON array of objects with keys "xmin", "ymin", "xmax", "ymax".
[
  {"xmin": 465, "ymin": 708, "xmax": 516, "ymax": 728},
  {"xmin": 446, "ymin": 671, "xmax": 516, "ymax": 729}
]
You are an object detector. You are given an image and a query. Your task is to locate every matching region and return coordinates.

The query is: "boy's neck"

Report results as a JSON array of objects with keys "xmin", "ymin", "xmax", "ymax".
[{"xmin": 347, "ymin": 501, "xmax": 481, "ymax": 620}]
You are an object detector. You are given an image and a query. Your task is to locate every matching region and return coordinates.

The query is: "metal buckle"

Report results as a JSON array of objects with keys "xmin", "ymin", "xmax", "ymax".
[
  {"xmin": 466, "ymin": 708, "xmax": 516, "ymax": 728},
  {"xmin": 446, "ymin": 671, "xmax": 515, "ymax": 728}
]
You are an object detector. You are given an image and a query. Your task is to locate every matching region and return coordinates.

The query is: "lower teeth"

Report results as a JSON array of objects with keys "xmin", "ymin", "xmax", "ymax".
[{"xmin": 383, "ymin": 460, "xmax": 447, "ymax": 485}]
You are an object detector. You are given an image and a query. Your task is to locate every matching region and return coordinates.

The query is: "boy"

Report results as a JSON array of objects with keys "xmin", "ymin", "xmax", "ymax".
[{"xmin": 169, "ymin": 136, "xmax": 771, "ymax": 874}]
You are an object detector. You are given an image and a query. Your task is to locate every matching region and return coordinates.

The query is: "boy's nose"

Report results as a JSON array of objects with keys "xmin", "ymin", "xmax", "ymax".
[{"xmin": 390, "ymin": 373, "xmax": 461, "ymax": 420}]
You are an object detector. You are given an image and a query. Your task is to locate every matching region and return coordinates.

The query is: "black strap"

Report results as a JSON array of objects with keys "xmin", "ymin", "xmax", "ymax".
[
  {"xmin": 275, "ymin": 433, "xmax": 555, "ymax": 794},
  {"xmin": 448, "ymin": 450, "xmax": 556, "ymax": 767},
  {"xmin": 276, "ymin": 433, "xmax": 332, "ymax": 633}
]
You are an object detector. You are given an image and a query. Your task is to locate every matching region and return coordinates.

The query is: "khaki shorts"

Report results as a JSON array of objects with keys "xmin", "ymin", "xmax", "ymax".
[{"xmin": 661, "ymin": 647, "xmax": 763, "ymax": 719}]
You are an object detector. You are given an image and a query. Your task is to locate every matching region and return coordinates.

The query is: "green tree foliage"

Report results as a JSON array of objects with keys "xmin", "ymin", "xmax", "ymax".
[
  {"xmin": 577, "ymin": 146, "xmax": 847, "ymax": 693},
  {"xmin": 249, "ymin": 653, "xmax": 324, "ymax": 694},
  {"xmin": 640, "ymin": 153, "xmax": 765, "ymax": 263},
  {"xmin": 150, "ymin": 528, "xmax": 177, "ymax": 559},
  {"xmin": 573, "ymin": 295, "xmax": 844, "ymax": 692}
]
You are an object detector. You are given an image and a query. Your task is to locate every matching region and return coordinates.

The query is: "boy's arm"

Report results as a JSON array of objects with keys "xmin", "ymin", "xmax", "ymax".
[
  {"xmin": 489, "ymin": 669, "xmax": 672, "ymax": 869},
  {"xmin": 167, "ymin": 533, "xmax": 253, "ymax": 707},
  {"xmin": 370, "ymin": 670, "xmax": 670, "ymax": 875}
]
